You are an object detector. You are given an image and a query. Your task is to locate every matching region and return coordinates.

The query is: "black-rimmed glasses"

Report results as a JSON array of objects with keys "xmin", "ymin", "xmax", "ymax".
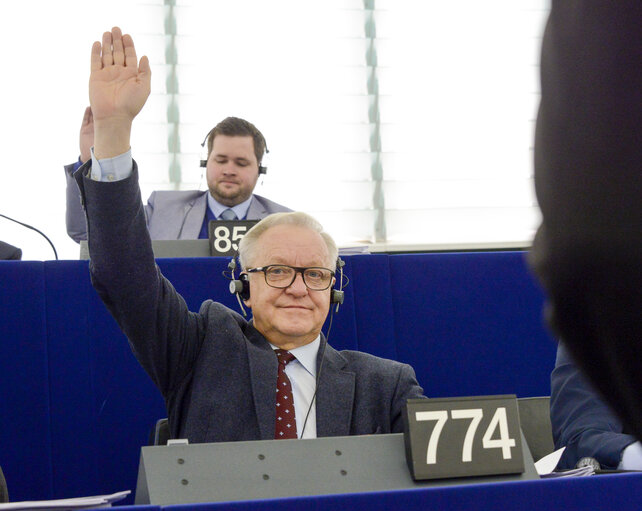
[{"xmin": 246, "ymin": 264, "xmax": 334, "ymax": 291}]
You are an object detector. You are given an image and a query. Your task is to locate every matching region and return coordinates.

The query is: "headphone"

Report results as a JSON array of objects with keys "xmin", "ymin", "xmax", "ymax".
[
  {"xmin": 199, "ymin": 127, "xmax": 268, "ymax": 175},
  {"xmin": 225, "ymin": 255, "xmax": 347, "ymax": 316}
]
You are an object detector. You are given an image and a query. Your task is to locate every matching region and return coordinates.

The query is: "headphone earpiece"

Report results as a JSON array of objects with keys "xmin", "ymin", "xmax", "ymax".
[
  {"xmin": 200, "ymin": 127, "xmax": 215, "ymax": 168},
  {"xmin": 226, "ymin": 255, "xmax": 250, "ymax": 316},
  {"xmin": 229, "ymin": 273, "xmax": 250, "ymax": 301},
  {"xmin": 330, "ymin": 289, "xmax": 344, "ymax": 305},
  {"xmin": 330, "ymin": 257, "xmax": 347, "ymax": 308}
]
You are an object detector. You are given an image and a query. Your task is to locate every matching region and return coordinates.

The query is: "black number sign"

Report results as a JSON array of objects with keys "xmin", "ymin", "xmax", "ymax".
[
  {"xmin": 403, "ymin": 395, "xmax": 525, "ymax": 480},
  {"xmin": 208, "ymin": 220, "xmax": 259, "ymax": 256}
]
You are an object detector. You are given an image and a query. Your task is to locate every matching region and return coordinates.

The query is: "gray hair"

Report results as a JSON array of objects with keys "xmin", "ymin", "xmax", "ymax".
[{"xmin": 238, "ymin": 211, "xmax": 338, "ymax": 270}]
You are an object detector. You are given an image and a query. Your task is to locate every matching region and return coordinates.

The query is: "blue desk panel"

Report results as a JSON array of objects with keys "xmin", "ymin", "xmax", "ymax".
[{"xmin": 161, "ymin": 472, "xmax": 642, "ymax": 511}]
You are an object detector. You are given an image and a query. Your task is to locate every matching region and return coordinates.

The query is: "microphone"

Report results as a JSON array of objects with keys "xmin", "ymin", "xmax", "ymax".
[{"xmin": 0, "ymin": 213, "xmax": 58, "ymax": 260}]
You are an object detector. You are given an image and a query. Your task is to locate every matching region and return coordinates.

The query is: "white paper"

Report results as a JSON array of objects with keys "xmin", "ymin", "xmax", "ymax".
[
  {"xmin": 534, "ymin": 447, "xmax": 566, "ymax": 475},
  {"xmin": 0, "ymin": 490, "xmax": 130, "ymax": 510}
]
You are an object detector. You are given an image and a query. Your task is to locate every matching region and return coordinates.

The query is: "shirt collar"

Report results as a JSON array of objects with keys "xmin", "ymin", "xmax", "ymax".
[
  {"xmin": 270, "ymin": 336, "xmax": 320, "ymax": 378},
  {"xmin": 207, "ymin": 193, "xmax": 253, "ymax": 220}
]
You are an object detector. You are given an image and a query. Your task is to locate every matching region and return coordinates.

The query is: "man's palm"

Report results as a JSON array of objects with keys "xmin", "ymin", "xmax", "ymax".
[{"xmin": 89, "ymin": 29, "xmax": 150, "ymax": 124}]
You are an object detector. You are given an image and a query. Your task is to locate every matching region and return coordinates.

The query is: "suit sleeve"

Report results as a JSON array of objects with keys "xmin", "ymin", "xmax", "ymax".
[
  {"xmin": 530, "ymin": 1, "xmax": 642, "ymax": 442},
  {"xmin": 391, "ymin": 363, "xmax": 425, "ymax": 433},
  {"xmin": 74, "ymin": 161, "xmax": 206, "ymax": 397},
  {"xmin": 550, "ymin": 343, "xmax": 635, "ymax": 469},
  {"xmin": 64, "ymin": 162, "xmax": 88, "ymax": 243}
]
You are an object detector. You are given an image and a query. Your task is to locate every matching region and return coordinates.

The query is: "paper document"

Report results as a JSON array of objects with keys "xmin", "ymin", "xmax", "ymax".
[
  {"xmin": 534, "ymin": 447, "xmax": 566, "ymax": 475},
  {"xmin": 0, "ymin": 490, "xmax": 130, "ymax": 510},
  {"xmin": 535, "ymin": 448, "xmax": 595, "ymax": 478}
]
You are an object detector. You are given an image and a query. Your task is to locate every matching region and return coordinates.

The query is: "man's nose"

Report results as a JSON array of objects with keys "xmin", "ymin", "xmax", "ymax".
[
  {"xmin": 286, "ymin": 272, "xmax": 308, "ymax": 295},
  {"xmin": 221, "ymin": 162, "xmax": 237, "ymax": 174}
]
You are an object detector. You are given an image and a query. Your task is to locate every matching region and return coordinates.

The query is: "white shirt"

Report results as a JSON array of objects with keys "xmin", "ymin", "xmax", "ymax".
[{"xmin": 620, "ymin": 441, "xmax": 642, "ymax": 470}]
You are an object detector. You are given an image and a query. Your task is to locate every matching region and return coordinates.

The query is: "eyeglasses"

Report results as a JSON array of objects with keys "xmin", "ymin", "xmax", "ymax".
[{"xmin": 246, "ymin": 264, "xmax": 334, "ymax": 291}]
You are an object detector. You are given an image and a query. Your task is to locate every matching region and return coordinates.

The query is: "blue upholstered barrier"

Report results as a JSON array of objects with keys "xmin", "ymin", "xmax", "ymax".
[
  {"xmin": 0, "ymin": 261, "xmax": 52, "ymax": 501},
  {"xmin": 388, "ymin": 252, "xmax": 555, "ymax": 398},
  {"xmin": 0, "ymin": 252, "xmax": 557, "ymax": 503}
]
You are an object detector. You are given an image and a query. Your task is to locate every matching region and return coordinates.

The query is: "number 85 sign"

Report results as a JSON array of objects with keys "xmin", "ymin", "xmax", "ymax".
[
  {"xmin": 403, "ymin": 395, "xmax": 525, "ymax": 480},
  {"xmin": 208, "ymin": 220, "xmax": 258, "ymax": 256}
]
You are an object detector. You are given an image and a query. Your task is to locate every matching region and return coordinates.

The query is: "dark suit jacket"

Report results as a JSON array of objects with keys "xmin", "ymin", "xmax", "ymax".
[
  {"xmin": 0, "ymin": 241, "xmax": 21, "ymax": 260},
  {"xmin": 64, "ymin": 162, "xmax": 291, "ymax": 243},
  {"xmin": 550, "ymin": 343, "xmax": 635, "ymax": 470},
  {"xmin": 530, "ymin": 1, "xmax": 642, "ymax": 441},
  {"xmin": 0, "ymin": 465, "xmax": 7, "ymax": 503},
  {"xmin": 74, "ymin": 161, "xmax": 424, "ymax": 442}
]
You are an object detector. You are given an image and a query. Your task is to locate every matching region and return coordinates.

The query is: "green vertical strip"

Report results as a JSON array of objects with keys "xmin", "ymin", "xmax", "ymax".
[
  {"xmin": 364, "ymin": 0, "xmax": 385, "ymax": 242},
  {"xmin": 165, "ymin": 0, "xmax": 181, "ymax": 188}
]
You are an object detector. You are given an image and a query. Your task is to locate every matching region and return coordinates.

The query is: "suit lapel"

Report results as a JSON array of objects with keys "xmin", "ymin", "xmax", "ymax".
[
  {"xmin": 315, "ymin": 340, "xmax": 355, "ymax": 437},
  {"xmin": 246, "ymin": 196, "xmax": 268, "ymax": 221},
  {"xmin": 245, "ymin": 326, "xmax": 279, "ymax": 440},
  {"xmin": 178, "ymin": 192, "xmax": 208, "ymax": 239}
]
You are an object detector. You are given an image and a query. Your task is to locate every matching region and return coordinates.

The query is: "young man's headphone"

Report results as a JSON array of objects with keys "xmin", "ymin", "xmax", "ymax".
[
  {"xmin": 225, "ymin": 255, "xmax": 347, "ymax": 316},
  {"xmin": 199, "ymin": 127, "xmax": 268, "ymax": 175}
]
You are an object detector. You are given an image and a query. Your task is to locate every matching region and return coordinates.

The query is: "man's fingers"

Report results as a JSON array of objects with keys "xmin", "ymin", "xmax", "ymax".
[
  {"xmin": 138, "ymin": 55, "xmax": 152, "ymax": 79},
  {"xmin": 101, "ymin": 31, "xmax": 113, "ymax": 68},
  {"xmin": 82, "ymin": 106, "xmax": 92, "ymax": 125},
  {"xmin": 90, "ymin": 41, "xmax": 102, "ymax": 72},
  {"xmin": 122, "ymin": 34, "xmax": 137, "ymax": 68},
  {"xmin": 113, "ymin": 29, "xmax": 125, "ymax": 66}
]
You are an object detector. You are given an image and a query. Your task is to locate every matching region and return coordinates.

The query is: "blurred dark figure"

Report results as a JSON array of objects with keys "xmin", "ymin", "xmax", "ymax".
[{"xmin": 531, "ymin": 2, "xmax": 642, "ymax": 442}]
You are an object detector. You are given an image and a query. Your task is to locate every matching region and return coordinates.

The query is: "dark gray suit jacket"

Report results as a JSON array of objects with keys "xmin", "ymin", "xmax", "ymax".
[
  {"xmin": 0, "ymin": 241, "xmax": 21, "ymax": 260},
  {"xmin": 0, "ymin": 465, "xmax": 7, "ymax": 503},
  {"xmin": 74, "ymin": 161, "xmax": 424, "ymax": 442},
  {"xmin": 65, "ymin": 162, "xmax": 291, "ymax": 243}
]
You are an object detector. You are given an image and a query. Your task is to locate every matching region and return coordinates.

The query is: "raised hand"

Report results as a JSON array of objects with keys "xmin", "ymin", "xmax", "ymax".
[
  {"xmin": 89, "ymin": 27, "xmax": 151, "ymax": 159},
  {"xmin": 78, "ymin": 106, "xmax": 94, "ymax": 163}
]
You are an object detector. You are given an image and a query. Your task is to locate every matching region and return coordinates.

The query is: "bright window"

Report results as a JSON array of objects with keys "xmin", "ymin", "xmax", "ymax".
[{"xmin": 0, "ymin": 0, "xmax": 549, "ymax": 260}]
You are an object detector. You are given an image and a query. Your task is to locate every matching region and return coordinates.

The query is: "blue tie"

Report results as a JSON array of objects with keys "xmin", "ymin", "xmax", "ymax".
[{"xmin": 220, "ymin": 209, "xmax": 237, "ymax": 221}]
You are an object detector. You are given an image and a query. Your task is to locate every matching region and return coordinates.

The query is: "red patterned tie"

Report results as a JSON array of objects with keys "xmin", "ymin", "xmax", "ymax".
[{"xmin": 274, "ymin": 349, "xmax": 298, "ymax": 439}]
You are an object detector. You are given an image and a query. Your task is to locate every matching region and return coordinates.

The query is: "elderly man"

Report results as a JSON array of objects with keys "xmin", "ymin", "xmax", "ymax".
[
  {"xmin": 74, "ymin": 27, "xmax": 424, "ymax": 442},
  {"xmin": 64, "ymin": 107, "xmax": 290, "ymax": 243}
]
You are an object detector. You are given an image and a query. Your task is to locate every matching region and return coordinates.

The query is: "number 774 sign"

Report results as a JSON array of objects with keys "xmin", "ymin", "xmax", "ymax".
[{"xmin": 403, "ymin": 395, "xmax": 525, "ymax": 480}]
